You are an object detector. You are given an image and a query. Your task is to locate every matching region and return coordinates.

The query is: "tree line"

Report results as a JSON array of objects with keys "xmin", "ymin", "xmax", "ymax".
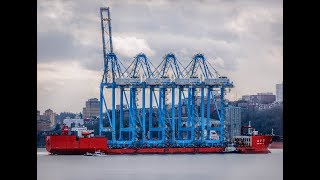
[{"xmin": 241, "ymin": 105, "xmax": 283, "ymax": 136}]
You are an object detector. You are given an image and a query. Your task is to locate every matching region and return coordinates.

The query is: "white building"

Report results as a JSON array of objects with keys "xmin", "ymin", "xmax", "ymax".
[
  {"xmin": 50, "ymin": 113, "xmax": 55, "ymax": 127},
  {"xmin": 276, "ymin": 83, "xmax": 283, "ymax": 102},
  {"xmin": 63, "ymin": 116, "xmax": 84, "ymax": 127},
  {"xmin": 225, "ymin": 106, "xmax": 241, "ymax": 141}
]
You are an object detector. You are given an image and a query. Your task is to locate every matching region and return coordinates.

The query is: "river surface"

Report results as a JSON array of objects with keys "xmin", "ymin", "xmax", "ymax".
[{"xmin": 37, "ymin": 148, "xmax": 283, "ymax": 180}]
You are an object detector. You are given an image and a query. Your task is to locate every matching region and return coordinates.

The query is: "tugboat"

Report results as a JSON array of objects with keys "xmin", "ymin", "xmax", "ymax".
[
  {"xmin": 84, "ymin": 150, "xmax": 107, "ymax": 157},
  {"xmin": 92, "ymin": 150, "xmax": 107, "ymax": 157},
  {"xmin": 223, "ymin": 143, "xmax": 240, "ymax": 153},
  {"xmin": 84, "ymin": 152, "xmax": 93, "ymax": 156}
]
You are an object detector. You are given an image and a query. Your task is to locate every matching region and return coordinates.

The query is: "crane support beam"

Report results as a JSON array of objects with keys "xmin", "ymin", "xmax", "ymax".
[{"xmin": 98, "ymin": 7, "xmax": 234, "ymax": 148}]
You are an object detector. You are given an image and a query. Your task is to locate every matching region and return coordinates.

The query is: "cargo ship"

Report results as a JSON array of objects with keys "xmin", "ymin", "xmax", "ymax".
[
  {"xmin": 269, "ymin": 135, "xmax": 283, "ymax": 149},
  {"xmin": 46, "ymin": 122, "xmax": 273, "ymax": 155}
]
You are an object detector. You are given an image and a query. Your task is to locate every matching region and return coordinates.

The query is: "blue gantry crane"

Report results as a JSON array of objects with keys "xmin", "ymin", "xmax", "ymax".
[{"xmin": 99, "ymin": 7, "xmax": 233, "ymax": 149}]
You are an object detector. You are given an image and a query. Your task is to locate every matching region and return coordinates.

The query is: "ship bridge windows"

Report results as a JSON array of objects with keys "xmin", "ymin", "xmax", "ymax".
[{"xmin": 233, "ymin": 136, "xmax": 251, "ymax": 146}]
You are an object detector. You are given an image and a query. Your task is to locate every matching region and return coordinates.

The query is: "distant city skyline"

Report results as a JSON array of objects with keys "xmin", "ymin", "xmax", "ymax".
[
  {"xmin": 38, "ymin": 87, "xmax": 280, "ymax": 114},
  {"xmin": 37, "ymin": 0, "xmax": 283, "ymax": 113}
]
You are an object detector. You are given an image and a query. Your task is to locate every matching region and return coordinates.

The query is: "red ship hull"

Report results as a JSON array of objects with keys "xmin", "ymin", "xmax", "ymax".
[
  {"xmin": 46, "ymin": 135, "xmax": 272, "ymax": 155},
  {"xmin": 107, "ymin": 147, "xmax": 225, "ymax": 154},
  {"xmin": 235, "ymin": 135, "xmax": 273, "ymax": 154}
]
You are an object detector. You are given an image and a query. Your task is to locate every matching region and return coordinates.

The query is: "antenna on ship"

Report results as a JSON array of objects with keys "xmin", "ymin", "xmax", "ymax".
[{"xmin": 248, "ymin": 121, "xmax": 252, "ymax": 135}]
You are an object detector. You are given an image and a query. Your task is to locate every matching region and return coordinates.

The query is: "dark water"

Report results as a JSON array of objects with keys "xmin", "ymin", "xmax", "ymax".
[{"xmin": 37, "ymin": 148, "xmax": 283, "ymax": 180}]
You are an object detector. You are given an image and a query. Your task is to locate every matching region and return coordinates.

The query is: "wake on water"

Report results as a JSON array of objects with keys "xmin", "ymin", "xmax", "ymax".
[{"xmin": 37, "ymin": 152, "xmax": 50, "ymax": 155}]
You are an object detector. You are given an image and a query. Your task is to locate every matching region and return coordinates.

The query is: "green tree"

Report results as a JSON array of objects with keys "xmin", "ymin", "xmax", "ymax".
[
  {"xmin": 54, "ymin": 124, "xmax": 61, "ymax": 131},
  {"xmin": 241, "ymin": 105, "xmax": 283, "ymax": 135}
]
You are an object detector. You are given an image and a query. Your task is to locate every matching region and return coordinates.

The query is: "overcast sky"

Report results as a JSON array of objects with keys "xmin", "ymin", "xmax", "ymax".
[{"xmin": 37, "ymin": 0, "xmax": 283, "ymax": 113}]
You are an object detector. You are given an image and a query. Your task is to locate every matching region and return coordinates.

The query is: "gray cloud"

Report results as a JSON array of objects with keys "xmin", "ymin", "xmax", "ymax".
[
  {"xmin": 37, "ymin": 32, "xmax": 76, "ymax": 61},
  {"xmin": 37, "ymin": 0, "xmax": 282, "ymax": 113}
]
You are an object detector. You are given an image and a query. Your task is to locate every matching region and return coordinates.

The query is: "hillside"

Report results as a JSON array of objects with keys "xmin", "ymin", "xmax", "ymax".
[{"xmin": 241, "ymin": 105, "xmax": 283, "ymax": 136}]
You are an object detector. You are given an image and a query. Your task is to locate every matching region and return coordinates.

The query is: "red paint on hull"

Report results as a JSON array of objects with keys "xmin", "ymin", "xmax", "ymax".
[
  {"xmin": 136, "ymin": 148, "xmax": 165, "ymax": 154},
  {"xmin": 235, "ymin": 135, "xmax": 273, "ymax": 154},
  {"xmin": 100, "ymin": 147, "xmax": 225, "ymax": 154},
  {"xmin": 45, "ymin": 135, "xmax": 273, "ymax": 155},
  {"xmin": 46, "ymin": 135, "xmax": 108, "ymax": 155},
  {"xmin": 108, "ymin": 148, "xmax": 136, "ymax": 154},
  {"xmin": 236, "ymin": 147, "xmax": 271, "ymax": 154},
  {"xmin": 197, "ymin": 147, "xmax": 225, "ymax": 153}
]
